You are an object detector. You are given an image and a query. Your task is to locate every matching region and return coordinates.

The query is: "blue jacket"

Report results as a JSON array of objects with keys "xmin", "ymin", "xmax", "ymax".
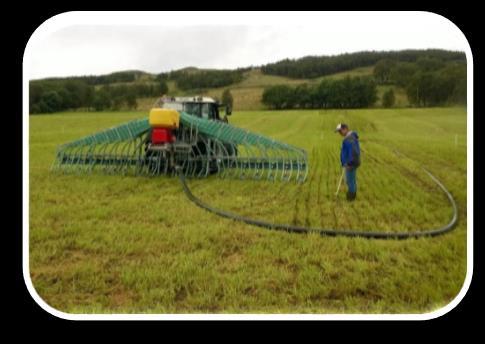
[{"xmin": 341, "ymin": 131, "xmax": 361, "ymax": 167}]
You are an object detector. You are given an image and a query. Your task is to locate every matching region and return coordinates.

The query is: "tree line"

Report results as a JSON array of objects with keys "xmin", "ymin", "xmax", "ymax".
[
  {"xmin": 30, "ymin": 79, "xmax": 168, "ymax": 113},
  {"xmin": 261, "ymin": 50, "xmax": 465, "ymax": 79},
  {"xmin": 159, "ymin": 68, "xmax": 247, "ymax": 91},
  {"xmin": 374, "ymin": 57, "xmax": 466, "ymax": 106},
  {"xmin": 29, "ymin": 49, "xmax": 466, "ymax": 113},
  {"xmin": 38, "ymin": 70, "xmax": 148, "ymax": 86},
  {"xmin": 262, "ymin": 77, "xmax": 377, "ymax": 109}
]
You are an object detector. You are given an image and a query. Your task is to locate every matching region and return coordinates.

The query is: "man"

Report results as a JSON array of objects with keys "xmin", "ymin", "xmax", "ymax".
[{"xmin": 335, "ymin": 123, "xmax": 361, "ymax": 201}]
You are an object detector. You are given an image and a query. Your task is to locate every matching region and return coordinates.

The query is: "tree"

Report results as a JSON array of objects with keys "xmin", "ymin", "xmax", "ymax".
[
  {"xmin": 57, "ymin": 89, "xmax": 72, "ymax": 109},
  {"xmin": 125, "ymin": 94, "xmax": 138, "ymax": 109},
  {"xmin": 29, "ymin": 83, "xmax": 44, "ymax": 109},
  {"xmin": 30, "ymin": 103, "xmax": 42, "ymax": 114},
  {"xmin": 222, "ymin": 89, "xmax": 234, "ymax": 109},
  {"xmin": 262, "ymin": 85, "xmax": 294, "ymax": 109},
  {"xmin": 389, "ymin": 62, "xmax": 418, "ymax": 87},
  {"xmin": 92, "ymin": 91, "xmax": 111, "ymax": 111},
  {"xmin": 416, "ymin": 57, "xmax": 445, "ymax": 72},
  {"xmin": 64, "ymin": 80, "xmax": 91, "ymax": 108},
  {"xmin": 441, "ymin": 63, "xmax": 466, "ymax": 105},
  {"xmin": 111, "ymin": 96, "xmax": 124, "ymax": 110},
  {"xmin": 261, "ymin": 49, "xmax": 465, "ymax": 79},
  {"xmin": 294, "ymin": 84, "xmax": 312, "ymax": 108},
  {"xmin": 315, "ymin": 79, "xmax": 332, "ymax": 108},
  {"xmin": 262, "ymin": 77, "xmax": 377, "ymax": 110},
  {"xmin": 40, "ymin": 91, "xmax": 63, "ymax": 113},
  {"xmin": 406, "ymin": 72, "xmax": 450, "ymax": 107},
  {"xmin": 450, "ymin": 77, "xmax": 466, "ymax": 105},
  {"xmin": 159, "ymin": 80, "xmax": 169, "ymax": 95},
  {"xmin": 172, "ymin": 70, "xmax": 245, "ymax": 90},
  {"xmin": 374, "ymin": 59, "xmax": 396, "ymax": 84},
  {"xmin": 382, "ymin": 89, "xmax": 396, "ymax": 108},
  {"xmin": 406, "ymin": 72, "xmax": 434, "ymax": 107}
]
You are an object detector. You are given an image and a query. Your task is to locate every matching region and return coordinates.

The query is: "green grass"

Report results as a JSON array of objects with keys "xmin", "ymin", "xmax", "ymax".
[{"xmin": 29, "ymin": 108, "xmax": 467, "ymax": 314}]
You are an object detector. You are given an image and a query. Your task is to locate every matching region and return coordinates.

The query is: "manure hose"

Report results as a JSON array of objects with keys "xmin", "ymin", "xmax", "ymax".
[{"xmin": 176, "ymin": 164, "xmax": 458, "ymax": 240}]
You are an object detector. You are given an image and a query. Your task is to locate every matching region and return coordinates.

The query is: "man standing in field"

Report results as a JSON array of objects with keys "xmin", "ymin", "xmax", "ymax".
[{"xmin": 335, "ymin": 123, "xmax": 361, "ymax": 201}]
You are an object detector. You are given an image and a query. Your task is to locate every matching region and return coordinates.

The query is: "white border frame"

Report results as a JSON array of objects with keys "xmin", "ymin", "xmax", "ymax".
[{"xmin": 23, "ymin": 11, "xmax": 473, "ymax": 320}]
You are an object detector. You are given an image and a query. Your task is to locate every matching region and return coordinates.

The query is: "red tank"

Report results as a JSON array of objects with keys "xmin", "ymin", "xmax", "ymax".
[{"xmin": 151, "ymin": 128, "xmax": 175, "ymax": 144}]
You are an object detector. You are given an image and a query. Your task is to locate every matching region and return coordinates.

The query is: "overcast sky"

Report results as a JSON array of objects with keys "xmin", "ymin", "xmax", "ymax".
[{"xmin": 26, "ymin": 12, "xmax": 469, "ymax": 80}]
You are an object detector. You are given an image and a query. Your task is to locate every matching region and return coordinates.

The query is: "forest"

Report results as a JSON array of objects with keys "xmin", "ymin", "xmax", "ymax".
[{"xmin": 260, "ymin": 49, "xmax": 465, "ymax": 79}]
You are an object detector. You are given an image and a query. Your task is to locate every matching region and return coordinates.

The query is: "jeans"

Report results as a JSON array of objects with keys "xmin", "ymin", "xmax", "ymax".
[{"xmin": 345, "ymin": 167, "xmax": 357, "ymax": 194}]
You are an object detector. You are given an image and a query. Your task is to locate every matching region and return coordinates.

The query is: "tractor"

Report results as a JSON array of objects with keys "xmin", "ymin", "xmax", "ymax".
[
  {"xmin": 145, "ymin": 96, "xmax": 236, "ymax": 175},
  {"xmin": 53, "ymin": 96, "xmax": 308, "ymax": 182}
]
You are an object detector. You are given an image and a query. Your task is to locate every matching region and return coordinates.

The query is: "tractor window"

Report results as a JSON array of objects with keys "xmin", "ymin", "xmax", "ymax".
[
  {"xmin": 201, "ymin": 103, "xmax": 210, "ymax": 119},
  {"xmin": 184, "ymin": 103, "xmax": 201, "ymax": 117},
  {"xmin": 208, "ymin": 104, "xmax": 218, "ymax": 120}
]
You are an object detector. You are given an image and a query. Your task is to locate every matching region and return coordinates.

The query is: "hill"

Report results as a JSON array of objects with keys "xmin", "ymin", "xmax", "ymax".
[
  {"xmin": 139, "ymin": 66, "xmax": 413, "ymax": 111},
  {"xmin": 29, "ymin": 49, "xmax": 466, "ymax": 113},
  {"xmin": 260, "ymin": 49, "xmax": 465, "ymax": 79}
]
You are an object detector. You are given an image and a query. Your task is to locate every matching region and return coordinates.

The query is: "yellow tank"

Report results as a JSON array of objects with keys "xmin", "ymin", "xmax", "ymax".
[{"xmin": 149, "ymin": 108, "xmax": 180, "ymax": 129}]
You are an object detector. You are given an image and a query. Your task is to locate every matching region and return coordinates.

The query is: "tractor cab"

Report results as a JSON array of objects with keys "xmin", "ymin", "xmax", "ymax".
[{"xmin": 154, "ymin": 96, "xmax": 231, "ymax": 122}]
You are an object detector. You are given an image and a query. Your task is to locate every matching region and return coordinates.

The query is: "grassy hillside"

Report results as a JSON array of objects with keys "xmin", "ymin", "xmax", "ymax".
[
  {"xmin": 136, "ymin": 66, "xmax": 407, "ymax": 111},
  {"xmin": 31, "ymin": 49, "xmax": 466, "ymax": 114},
  {"xmin": 29, "ymin": 108, "xmax": 467, "ymax": 313}
]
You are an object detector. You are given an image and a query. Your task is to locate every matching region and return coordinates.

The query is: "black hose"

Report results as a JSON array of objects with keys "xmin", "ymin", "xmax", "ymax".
[{"xmin": 177, "ymin": 164, "xmax": 458, "ymax": 240}]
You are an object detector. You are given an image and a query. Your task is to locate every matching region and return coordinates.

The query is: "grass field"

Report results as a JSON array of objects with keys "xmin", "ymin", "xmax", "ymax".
[{"xmin": 29, "ymin": 107, "xmax": 467, "ymax": 314}]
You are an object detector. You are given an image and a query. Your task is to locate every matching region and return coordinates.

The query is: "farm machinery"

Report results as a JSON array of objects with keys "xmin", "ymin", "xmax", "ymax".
[
  {"xmin": 53, "ymin": 96, "xmax": 308, "ymax": 182},
  {"xmin": 52, "ymin": 96, "xmax": 457, "ymax": 239}
]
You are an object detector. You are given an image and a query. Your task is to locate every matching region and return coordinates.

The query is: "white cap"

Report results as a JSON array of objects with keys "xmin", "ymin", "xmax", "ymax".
[{"xmin": 334, "ymin": 123, "xmax": 348, "ymax": 132}]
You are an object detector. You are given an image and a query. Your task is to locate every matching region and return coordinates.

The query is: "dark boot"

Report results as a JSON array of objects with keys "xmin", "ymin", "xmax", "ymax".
[{"xmin": 346, "ymin": 191, "xmax": 356, "ymax": 201}]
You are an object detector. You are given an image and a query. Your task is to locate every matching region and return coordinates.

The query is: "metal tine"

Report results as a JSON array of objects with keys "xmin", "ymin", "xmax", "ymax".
[
  {"xmin": 229, "ymin": 142, "xmax": 239, "ymax": 179},
  {"xmin": 135, "ymin": 134, "xmax": 148, "ymax": 176},
  {"xmin": 107, "ymin": 127, "xmax": 124, "ymax": 174},
  {"xmin": 254, "ymin": 136, "xmax": 269, "ymax": 180},
  {"xmin": 86, "ymin": 143, "xmax": 98, "ymax": 174},
  {"xmin": 54, "ymin": 113, "xmax": 309, "ymax": 183},
  {"xmin": 51, "ymin": 146, "xmax": 64, "ymax": 172},
  {"xmin": 281, "ymin": 148, "xmax": 291, "ymax": 182},
  {"xmin": 239, "ymin": 131, "xmax": 252, "ymax": 180}
]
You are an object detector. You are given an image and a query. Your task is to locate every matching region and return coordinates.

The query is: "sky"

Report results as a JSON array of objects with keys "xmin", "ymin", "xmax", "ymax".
[{"xmin": 26, "ymin": 12, "xmax": 469, "ymax": 80}]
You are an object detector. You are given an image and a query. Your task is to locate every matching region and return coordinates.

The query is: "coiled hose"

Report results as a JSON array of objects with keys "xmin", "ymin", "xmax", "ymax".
[{"xmin": 177, "ymin": 164, "xmax": 458, "ymax": 240}]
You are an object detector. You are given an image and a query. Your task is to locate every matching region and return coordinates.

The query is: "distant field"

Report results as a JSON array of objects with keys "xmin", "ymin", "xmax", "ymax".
[
  {"xmin": 136, "ymin": 67, "xmax": 397, "ymax": 111},
  {"xmin": 29, "ymin": 107, "xmax": 467, "ymax": 313}
]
